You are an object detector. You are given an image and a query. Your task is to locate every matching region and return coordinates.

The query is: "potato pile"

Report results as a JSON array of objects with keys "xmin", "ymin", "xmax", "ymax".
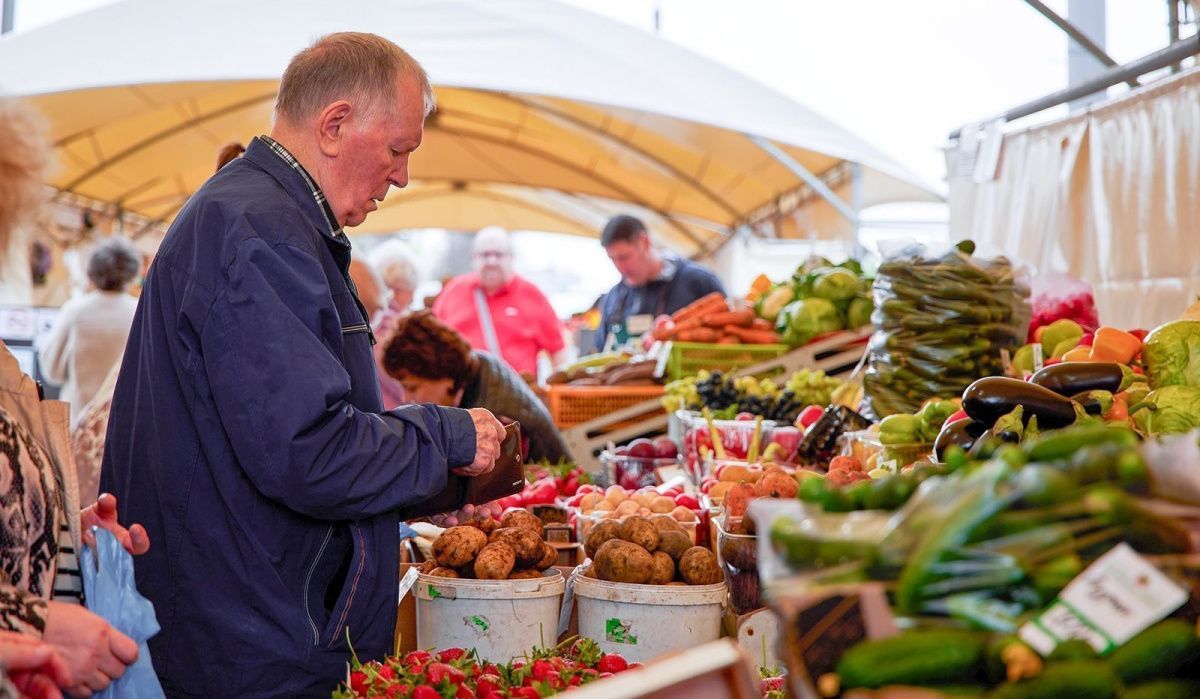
[
  {"xmin": 582, "ymin": 514, "xmax": 722, "ymax": 586},
  {"xmin": 420, "ymin": 510, "xmax": 557, "ymax": 580}
]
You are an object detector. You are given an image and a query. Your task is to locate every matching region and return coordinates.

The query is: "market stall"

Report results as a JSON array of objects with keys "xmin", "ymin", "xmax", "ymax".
[{"xmin": 0, "ymin": 0, "xmax": 937, "ymax": 266}]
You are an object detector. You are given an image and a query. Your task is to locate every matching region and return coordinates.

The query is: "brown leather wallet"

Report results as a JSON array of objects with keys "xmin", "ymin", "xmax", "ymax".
[{"xmin": 401, "ymin": 422, "xmax": 525, "ymax": 519}]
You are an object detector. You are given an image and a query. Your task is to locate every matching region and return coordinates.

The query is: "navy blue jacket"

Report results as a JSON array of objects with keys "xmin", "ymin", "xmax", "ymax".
[
  {"xmin": 100, "ymin": 139, "xmax": 476, "ymax": 697},
  {"xmin": 594, "ymin": 256, "xmax": 725, "ymax": 351}
]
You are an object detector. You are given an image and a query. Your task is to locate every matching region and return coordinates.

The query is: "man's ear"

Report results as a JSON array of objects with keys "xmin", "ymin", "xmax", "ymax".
[{"xmin": 316, "ymin": 100, "xmax": 353, "ymax": 157}]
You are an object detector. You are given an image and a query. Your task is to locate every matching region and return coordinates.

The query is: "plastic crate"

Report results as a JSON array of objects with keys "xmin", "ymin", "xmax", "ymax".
[
  {"xmin": 665, "ymin": 342, "xmax": 790, "ymax": 380},
  {"xmin": 544, "ymin": 385, "xmax": 665, "ymax": 428}
]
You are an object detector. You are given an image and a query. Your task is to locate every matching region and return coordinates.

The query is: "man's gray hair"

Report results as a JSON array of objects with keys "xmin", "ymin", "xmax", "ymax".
[{"xmin": 275, "ymin": 32, "xmax": 436, "ymax": 125}]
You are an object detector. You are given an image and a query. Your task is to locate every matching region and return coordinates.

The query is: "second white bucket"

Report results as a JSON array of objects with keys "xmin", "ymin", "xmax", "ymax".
[
  {"xmin": 573, "ymin": 575, "xmax": 726, "ymax": 663},
  {"xmin": 415, "ymin": 570, "xmax": 565, "ymax": 662}
]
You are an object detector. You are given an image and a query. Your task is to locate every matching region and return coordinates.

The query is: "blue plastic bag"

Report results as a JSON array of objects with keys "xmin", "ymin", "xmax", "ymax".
[{"xmin": 80, "ymin": 527, "xmax": 165, "ymax": 699}]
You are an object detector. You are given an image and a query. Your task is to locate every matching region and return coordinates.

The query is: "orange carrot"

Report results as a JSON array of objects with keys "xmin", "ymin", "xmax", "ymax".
[
  {"xmin": 701, "ymin": 309, "xmax": 756, "ymax": 329},
  {"xmin": 671, "ymin": 293, "xmax": 728, "ymax": 323}
]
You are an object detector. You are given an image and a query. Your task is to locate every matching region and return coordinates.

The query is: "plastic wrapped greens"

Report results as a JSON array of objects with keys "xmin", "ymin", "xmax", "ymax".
[{"xmin": 864, "ymin": 241, "xmax": 1030, "ymax": 417}]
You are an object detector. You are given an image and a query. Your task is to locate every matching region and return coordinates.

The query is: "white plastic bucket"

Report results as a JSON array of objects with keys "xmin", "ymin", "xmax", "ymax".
[
  {"xmin": 415, "ymin": 570, "xmax": 565, "ymax": 662},
  {"xmin": 572, "ymin": 575, "xmax": 726, "ymax": 663}
]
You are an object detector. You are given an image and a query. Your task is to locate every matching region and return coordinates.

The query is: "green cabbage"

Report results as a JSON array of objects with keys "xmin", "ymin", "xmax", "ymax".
[
  {"xmin": 811, "ymin": 267, "xmax": 862, "ymax": 303},
  {"xmin": 1143, "ymin": 320, "xmax": 1200, "ymax": 388},
  {"xmin": 1131, "ymin": 385, "xmax": 1200, "ymax": 435},
  {"xmin": 776, "ymin": 297, "xmax": 844, "ymax": 346}
]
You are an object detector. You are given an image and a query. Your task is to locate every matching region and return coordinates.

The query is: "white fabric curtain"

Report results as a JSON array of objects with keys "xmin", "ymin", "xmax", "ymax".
[{"xmin": 948, "ymin": 65, "xmax": 1200, "ymax": 329}]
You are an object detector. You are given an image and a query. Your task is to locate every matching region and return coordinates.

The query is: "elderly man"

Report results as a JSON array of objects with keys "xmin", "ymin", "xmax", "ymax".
[
  {"xmin": 433, "ymin": 226, "xmax": 567, "ymax": 378},
  {"xmin": 593, "ymin": 214, "xmax": 725, "ymax": 351},
  {"xmin": 100, "ymin": 33, "xmax": 505, "ymax": 697}
]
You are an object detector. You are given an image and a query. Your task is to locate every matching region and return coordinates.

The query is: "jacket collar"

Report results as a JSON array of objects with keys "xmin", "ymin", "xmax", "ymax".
[{"xmin": 243, "ymin": 136, "xmax": 343, "ymax": 242}]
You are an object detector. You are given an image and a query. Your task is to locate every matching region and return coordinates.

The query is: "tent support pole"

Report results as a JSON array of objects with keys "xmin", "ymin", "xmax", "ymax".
[
  {"xmin": 745, "ymin": 134, "xmax": 859, "ymax": 228},
  {"xmin": 1023, "ymin": 0, "xmax": 1137, "ymax": 87},
  {"xmin": 851, "ymin": 162, "xmax": 867, "ymax": 259},
  {"xmin": 949, "ymin": 35, "xmax": 1200, "ymax": 139}
]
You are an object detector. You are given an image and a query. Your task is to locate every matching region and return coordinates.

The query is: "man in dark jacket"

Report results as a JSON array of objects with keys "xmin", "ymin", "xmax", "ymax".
[
  {"xmin": 100, "ymin": 33, "xmax": 505, "ymax": 697},
  {"xmin": 593, "ymin": 214, "xmax": 726, "ymax": 351}
]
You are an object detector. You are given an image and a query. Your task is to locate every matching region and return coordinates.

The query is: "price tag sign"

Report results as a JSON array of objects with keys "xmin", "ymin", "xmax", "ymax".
[{"xmin": 1020, "ymin": 544, "xmax": 1188, "ymax": 656}]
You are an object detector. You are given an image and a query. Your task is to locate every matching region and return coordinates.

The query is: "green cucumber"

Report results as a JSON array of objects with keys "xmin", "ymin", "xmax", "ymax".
[
  {"xmin": 1107, "ymin": 619, "xmax": 1200, "ymax": 684},
  {"xmin": 991, "ymin": 661, "xmax": 1119, "ymax": 699},
  {"xmin": 1122, "ymin": 680, "xmax": 1200, "ymax": 699},
  {"xmin": 836, "ymin": 629, "xmax": 987, "ymax": 689}
]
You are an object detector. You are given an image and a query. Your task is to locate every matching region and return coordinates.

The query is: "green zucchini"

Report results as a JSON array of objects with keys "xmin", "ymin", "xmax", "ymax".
[
  {"xmin": 1107, "ymin": 619, "xmax": 1200, "ymax": 684},
  {"xmin": 836, "ymin": 629, "xmax": 988, "ymax": 689},
  {"xmin": 1122, "ymin": 679, "xmax": 1200, "ymax": 699},
  {"xmin": 991, "ymin": 661, "xmax": 1119, "ymax": 699}
]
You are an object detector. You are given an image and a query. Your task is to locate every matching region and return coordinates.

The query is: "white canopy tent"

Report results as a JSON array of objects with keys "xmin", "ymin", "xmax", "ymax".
[{"xmin": 0, "ymin": 0, "xmax": 939, "ymax": 255}]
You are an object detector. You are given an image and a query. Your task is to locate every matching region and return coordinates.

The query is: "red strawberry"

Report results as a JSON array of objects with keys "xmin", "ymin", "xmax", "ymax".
[
  {"xmin": 455, "ymin": 685, "xmax": 476, "ymax": 699},
  {"xmin": 349, "ymin": 670, "xmax": 369, "ymax": 696},
  {"xmin": 426, "ymin": 662, "xmax": 466, "ymax": 686},
  {"xmin": 476, "ymin": 674, "xmax": 503, "ymax": 693},
  {"xmin": 597, "ymin": 653, "xmax": 629, "ymax": 674},
  {"xmin": 412, "ymin": 687, "xmax": 440, "ymax": 699},
  {"xmin": 627, "ymin": 662, "xmax": 643, "ymax": 670},
  {"xmin": 385, "ymin": 685, "xmax": 409, "ymax": 697},
  {"xmin": 530, "ymin": 659, "xmax": 556, "ymax": 683},
  {"xmin": 761, "ymin": 676, "xmax": 785, "ymax": 692},
  {"xmin": 377, "ymin": 664, "xmax": 397, "ymax": 681},
  {"xmin": 436, "ymin": 648, "xmax": 468, "ymax": 663},
  {"xmin": 569, "ymin": 675, "xmax": 583, "ymax": 686}
]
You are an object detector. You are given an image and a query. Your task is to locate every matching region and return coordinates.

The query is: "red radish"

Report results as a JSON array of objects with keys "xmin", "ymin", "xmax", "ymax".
[{"xmin": 673, "ymin": 493, "xmax": 700, "ymax": 509}]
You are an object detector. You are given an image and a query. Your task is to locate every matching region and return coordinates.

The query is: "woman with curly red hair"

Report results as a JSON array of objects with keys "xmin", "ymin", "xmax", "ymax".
[{"xmin": 382, "ymin": 311, "xmax": 570, "ymax": 464}]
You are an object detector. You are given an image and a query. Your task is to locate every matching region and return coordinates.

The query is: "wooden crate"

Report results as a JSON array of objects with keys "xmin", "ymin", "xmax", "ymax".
[{"xmin": 545, "ymin": 385, "xmax": 665, "ymax": 428}]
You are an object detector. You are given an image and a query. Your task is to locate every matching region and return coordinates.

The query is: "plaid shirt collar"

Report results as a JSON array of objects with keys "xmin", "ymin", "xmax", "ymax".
[{"xmin": 257, "ymin": 135, "xmax": 342, "ymax": 239}]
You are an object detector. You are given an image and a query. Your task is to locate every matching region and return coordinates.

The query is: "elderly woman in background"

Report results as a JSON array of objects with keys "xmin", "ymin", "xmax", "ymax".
[
  {"xmin": 383, "ymin": 310, "xmax": 571, "ymax": 464},
  {"xmin": 38, "ymin": 237, "xmax": 140, "ymax": 425},
  {"xmin": 370, "ymin": 240, "xmax": 420, "ymax": 408}
]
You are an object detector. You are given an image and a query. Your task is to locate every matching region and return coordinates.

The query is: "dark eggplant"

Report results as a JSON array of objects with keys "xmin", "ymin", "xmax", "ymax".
[
  {"xmin": 1029, "ymin": 362, "xmax": 1135, "ymax": 397},
  {"xmin": 962, "ymin": 376, "xmax": 1078, "ymax": 428},
  {"xmin": 934, "ymin": 418, "xmax": 988, "ymax": 462}
]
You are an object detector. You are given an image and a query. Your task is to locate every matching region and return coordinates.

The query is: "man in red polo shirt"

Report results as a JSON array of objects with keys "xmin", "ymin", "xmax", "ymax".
[{"xmin": 433, "ymin": 227, "xmax": 568, "ymax": 378}]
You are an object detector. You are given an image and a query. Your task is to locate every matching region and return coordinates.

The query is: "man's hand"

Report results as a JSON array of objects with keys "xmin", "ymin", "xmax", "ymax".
[
  {"xmin": 43, "ymin": 601, "xmax": 138, "ymax": 697},
  {"xmin": 80, "ymin": 493, "xmax": 150, "ymax": 555},
  {"xmin": 454, "ymin": 408, "xmax": 505, "ymax": 477}
]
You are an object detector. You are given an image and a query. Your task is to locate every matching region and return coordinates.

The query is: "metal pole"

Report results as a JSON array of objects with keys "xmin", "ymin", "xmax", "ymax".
[
  {"xmin": 949, "ymin": 35, "xmax": 1200, "ymax": 139},
  {"xmin": 745, "ymin": 133, "xmax": 859, "ymax": 227},
  {"xmin": 1, "ymin": 0, "xmax": 14, "ymax": 34},
  {"xmin": 1025, "ymin": 0, "xmax": 1133, "ymax": 88},
  {"xmin": 851, "ymin": 162, "xmax": 867, "ymax": 260},
  {"xmin": 1168, "ymin": 0, "xmax": 1182, "ymax": 73}
]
